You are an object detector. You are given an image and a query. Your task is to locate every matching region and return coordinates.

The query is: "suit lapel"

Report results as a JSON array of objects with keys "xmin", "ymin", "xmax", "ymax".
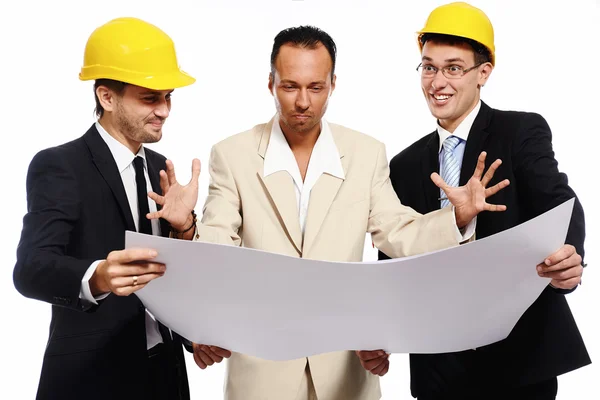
[
  {"xmin": 421, "ymin": 132, "xmax": 441, "ymax": 212},
  {"xmin": 460, "ymin": 101, "xmax": 493, "ymax": 185},
  {"xmin": 84, "ymin": 125, "xmax": 136, "ymax": 232},
  {"xmin": 302, "ymin": 126, "xmax": 346, "ymax": 255},
  {"xmin": 258, "ymin": 172, "xmax": 303, "ymax": 254},
  {"xmin": 257, "ymin": 120, "xmax": 303, "ymax": 254},
  {"xmin": 146, "ymin": 154, "xmax": 171, "ymax": 238}
]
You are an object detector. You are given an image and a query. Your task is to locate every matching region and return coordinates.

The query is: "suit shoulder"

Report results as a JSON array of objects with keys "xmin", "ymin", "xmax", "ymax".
[
  {"xmin": 390, "ymin": 132, "xmax": 434, "ymax": 169},
  {"xmin": 29, "ymin": 136, "xmax": 87, "ymax": 168},
  {"xmin": 327, "ymin": 122, "xmax": 384, "ymax": 150},
  {"xmin": 212, "ymin": 123, "xmax": 266, "ymax": 152},
  {"xmin": 488, "ymin": 107, "xmax": 549, "ymax": 132}
]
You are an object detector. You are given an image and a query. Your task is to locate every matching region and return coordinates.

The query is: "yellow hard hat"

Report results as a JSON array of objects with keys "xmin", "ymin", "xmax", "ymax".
[
  {"xmin": 79, "ymin": 17, "xmax": 195, "ymax": 89},
  {"xmin": 417, "ymin": 2, "xmax": 495, "ymax": 65}
]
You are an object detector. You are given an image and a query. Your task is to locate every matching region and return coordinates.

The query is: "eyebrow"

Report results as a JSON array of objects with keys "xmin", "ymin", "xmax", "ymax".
[
  {"xmin": 444, "ymin": 57, "xmax": 466, "ymax": 63},
  {"xmin": 138, "ymin": 90, "xmax": 175, "ymax": 96},
  {"xmin": 279, "ymin": 79, "xmax": 327, "ymax": 85},
  {"xmin": 421, "ymin": 56, "xmax": 466, "ymax": 63}
]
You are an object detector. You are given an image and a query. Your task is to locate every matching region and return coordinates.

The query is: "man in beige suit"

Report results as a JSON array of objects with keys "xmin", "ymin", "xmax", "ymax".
[{"xmin": 149, "ymin": 26, "xmax": 509, "ymax": 400}]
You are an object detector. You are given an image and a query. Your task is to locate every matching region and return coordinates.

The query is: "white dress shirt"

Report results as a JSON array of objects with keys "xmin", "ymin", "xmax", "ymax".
[
  {"xmin": 264, "ymin": 115, "xmax": 473, "ymax": 242},
  {"xmin": 263, "ymin": 116, "xmax": 345, "ymax": 233},
  {"xmin": 78, "ymin": 121, "xmax": 163, "ymax": 350},
  {"xmin": 437, "ymin": 100, "xmax": 481, "ymax": 160},
  {"xmin": 436, "ymin": 101, "xmax": 481, "ymax": 238}
]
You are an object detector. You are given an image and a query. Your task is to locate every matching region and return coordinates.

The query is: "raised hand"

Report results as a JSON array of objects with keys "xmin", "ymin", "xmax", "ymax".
[
  {"xmin": 431, "ymin": 151, "xmax": 510, "ymax": 228},
  {"xmin": 147, "ymin": 158, "xmax": 201, "ymax": 231}
]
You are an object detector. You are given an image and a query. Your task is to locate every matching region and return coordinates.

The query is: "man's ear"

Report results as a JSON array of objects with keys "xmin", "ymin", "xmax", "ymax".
[{"xmin": 96, "ymin": 85, "xmax": 116, "ymax": 113}]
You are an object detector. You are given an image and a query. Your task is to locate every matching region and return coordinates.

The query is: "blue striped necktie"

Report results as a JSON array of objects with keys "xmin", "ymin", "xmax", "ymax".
[{"xmin": 440, "ymin": 135, "xmax": 461, "ymax": 208}]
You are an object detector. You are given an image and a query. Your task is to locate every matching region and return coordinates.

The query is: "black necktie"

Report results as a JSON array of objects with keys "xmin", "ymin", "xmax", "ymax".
[
  {"xmin": 133, "ymin": 156, "xmax": 174, "ymax": 339},
  {"xmin": 133, "ymin": 156, "xmax": 152, "ymax": 235}
]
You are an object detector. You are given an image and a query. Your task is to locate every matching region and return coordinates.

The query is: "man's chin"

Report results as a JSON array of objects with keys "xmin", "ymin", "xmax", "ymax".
[
  {"xmin": 141, "ymin": 130, "xmax": 162, "ymax": 144},
  {"xmin": 290, "ymin": 120, "xmax": 317, "ymax": 134}
]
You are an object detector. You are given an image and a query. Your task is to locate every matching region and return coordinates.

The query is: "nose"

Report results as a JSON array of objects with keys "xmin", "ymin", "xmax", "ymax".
[
  {"xmin": 295, "ymin": 88, "xmax": 310, "ymax": 111},
  {"xmin": 430, "ymin": 70, "xmax": 448, "ymax": 92},
  {"xmin": 154, "ymin": 98, "xmax": 170, "ymax": 119}
]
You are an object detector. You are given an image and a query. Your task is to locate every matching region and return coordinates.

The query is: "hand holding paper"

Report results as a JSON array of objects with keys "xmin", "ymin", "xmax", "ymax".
[{"xmin": 537, "ymin": 244, "xmax": 584, "ymax": 289}]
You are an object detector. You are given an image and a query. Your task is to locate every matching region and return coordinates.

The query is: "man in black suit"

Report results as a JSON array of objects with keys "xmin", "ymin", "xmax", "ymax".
[
  {"xmin": 379, "ymin": 3, "xmax": 590, "ymax": 399},
  {"xmin": 13, "ymin": 17, "xmax": 206, "ymax": 399}
]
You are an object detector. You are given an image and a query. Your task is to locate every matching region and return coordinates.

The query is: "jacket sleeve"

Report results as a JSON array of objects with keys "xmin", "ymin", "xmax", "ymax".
[
  {"xmin": 195, "ymin": 143, "xmax": 243, "ymax": 246},
  {"xmin": 513, "ymin": 113, "xmax": 586, "ymax": 294},
  {"xmin": 368, "ymin": 142, "xmax": 461, "ymax": 258},
  {"xmin": 13, "ymin": 148, "xmax": 95, "ymax": 311}
]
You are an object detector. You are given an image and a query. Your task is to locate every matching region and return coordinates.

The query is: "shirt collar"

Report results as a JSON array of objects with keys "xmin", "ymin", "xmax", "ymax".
[
  {"xmin": 437, "ymin": 100, "xmax": 481, "ymax": 152},
  {"xmin": 263, "ymin": 115, "xmax": 345, "ymax": 180},
  {"xmin": 95, "ymin": 121, "xmax": 146, "ymax": 172}
]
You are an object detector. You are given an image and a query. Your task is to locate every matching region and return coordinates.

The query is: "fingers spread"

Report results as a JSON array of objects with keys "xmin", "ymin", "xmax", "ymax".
[
  {"xmin": 190, "ymin": 158, "xmax": 201, "ymax": 185},
  {"xmin": 165, "ymin": 159, "xmax": 177, "ymax": 186},
  {"xmin": 148, "ymin": 191, "xmax": 165, "ymax": 206},
  {"xmin": 481, "ymin": 158, "xmax": 502, "ymax": 187},
  {"xmin": 484, "ymin": 179, "xmax": 510, "ymax": 197},
  {"xmin": 483, "ymin": 203, "xmax": 507, "ymax": 212},
  {"xmin": 472, "ymin": 151, "xmax": 487, "ymax": 180},
  {"xmin": 430, "ymin": 172, "xmax": 448, "ymax": 191},
  {"xmin": 159, "ymin": 170, "xmax": 169, "ymax": 195}
]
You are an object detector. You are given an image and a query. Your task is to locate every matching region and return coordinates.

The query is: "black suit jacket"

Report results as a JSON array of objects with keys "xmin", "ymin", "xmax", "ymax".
[
  {"xmin": 379, "ymin": 102, "xmax": 590, "ymax": 397},
  {"xmin": 13, "ymin": 125, "xmax": 190, "ymax": 400}
]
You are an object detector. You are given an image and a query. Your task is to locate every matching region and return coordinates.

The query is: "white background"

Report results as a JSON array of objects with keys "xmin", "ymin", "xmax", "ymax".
[{"xmin": 1, "ymin": 0, "xmax": 597, "ymax": 398}]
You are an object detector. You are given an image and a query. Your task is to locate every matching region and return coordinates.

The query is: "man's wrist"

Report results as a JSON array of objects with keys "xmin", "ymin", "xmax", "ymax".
[
  {"xmin": 171, "ymin": 210, "xmax": 197, "ymax": 239},
  {"xmin": 89, "ymin": 261, "xmax": 109, "ymax": 296},
  {"xmin": 454, "ymin": 209, "xmax": 468, "ymax": 229}
]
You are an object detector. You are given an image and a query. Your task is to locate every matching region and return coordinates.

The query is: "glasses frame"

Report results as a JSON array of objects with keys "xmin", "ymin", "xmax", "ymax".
[{"xmin": 416, "ymin": 62, "xmax": 484, "ymax": 79}]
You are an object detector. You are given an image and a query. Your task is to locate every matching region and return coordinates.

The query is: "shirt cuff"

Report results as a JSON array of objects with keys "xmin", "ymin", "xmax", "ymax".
[
  {"xmin": 451, "ymin": 206, "xmax": 477, "ymax": 242},
  {"xmin": 79, "ymin": 260, "xmax": 110, "ymax": 305}
]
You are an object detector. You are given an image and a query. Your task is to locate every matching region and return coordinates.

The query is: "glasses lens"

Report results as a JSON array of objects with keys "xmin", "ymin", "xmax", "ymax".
[{"xmin": 420, "ymin": 65, "xmax": 436, "ymax": 77}]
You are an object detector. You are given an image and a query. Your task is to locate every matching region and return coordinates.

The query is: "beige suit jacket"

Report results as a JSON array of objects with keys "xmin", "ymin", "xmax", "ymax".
[{"xmin": 195, "ymin": 118, "xmax": 462, "ymax": 400}]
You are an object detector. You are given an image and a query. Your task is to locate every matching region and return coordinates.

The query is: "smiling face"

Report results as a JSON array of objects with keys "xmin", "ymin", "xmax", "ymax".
[
  {"xmin": 97, "ymin": 83, "xmax": 174, "ymax": 153},
  {"xmin": 268, "ymin": 43, "xmax": 336, "ymax": 138},
  {"xmin": 420, "ymin": 40, "xmax": 492, "ymax": 132}
]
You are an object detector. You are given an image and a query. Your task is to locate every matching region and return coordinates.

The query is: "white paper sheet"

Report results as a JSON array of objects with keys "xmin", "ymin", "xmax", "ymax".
[{"xmin": 125, "ymin": 198, "xmax": 574, "ymax": 361}]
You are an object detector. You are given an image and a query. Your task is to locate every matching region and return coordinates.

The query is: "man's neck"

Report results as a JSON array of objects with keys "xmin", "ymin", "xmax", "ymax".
[
  {"xmin": 438, "ymin": 97, "xmax": 481, "ymax": 133},
  {"xmin": 98, "ymin": 117, "xmax": 141, "ymax": 154},
  {"xmin": 279, "ymin": 120, "xmax": 321, "ymax": 182},
  {"xmin": 279, "ymin": 121, "xmax": 320, "ymax": 153}
]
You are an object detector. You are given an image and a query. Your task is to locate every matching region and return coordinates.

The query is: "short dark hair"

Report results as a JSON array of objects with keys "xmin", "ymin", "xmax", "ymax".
[
  {"xmin": 420, "ymin": 33, "xmax": 491, "ymax": 65},
  {"xmin": 270, "ymin": 25, "xmax": 337, "ymax": 79},
  {"xmin": 93, "ymin": 79, "xmax": 127, "ymax": 118}
]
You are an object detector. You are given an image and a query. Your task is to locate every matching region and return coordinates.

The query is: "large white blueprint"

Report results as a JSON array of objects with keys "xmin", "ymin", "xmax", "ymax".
[{"xmin": 125, "ymin": 198, "xmax": 574, "ymax": 361}]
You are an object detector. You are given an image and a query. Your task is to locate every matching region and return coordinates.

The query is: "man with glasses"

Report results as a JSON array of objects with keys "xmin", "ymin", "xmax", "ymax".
[{"xmin": 379, "ymin": 2, "xmax": 590, "ymax": 400}]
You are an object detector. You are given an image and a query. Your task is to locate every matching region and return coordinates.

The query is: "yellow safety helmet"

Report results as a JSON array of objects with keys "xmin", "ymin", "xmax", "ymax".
[
  {"xmin": 417, "ymin": 2, "xmax": 495, "ymax": 65},
  {"xmin": 79, "ymin": 17, "xmax": 195, "ymax": 89}
]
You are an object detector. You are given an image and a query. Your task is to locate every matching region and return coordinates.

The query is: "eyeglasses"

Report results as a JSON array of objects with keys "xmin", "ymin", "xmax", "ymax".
[{"xmin": 416, "ymin": 62, "xmax": 484, "ymax": 79}]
